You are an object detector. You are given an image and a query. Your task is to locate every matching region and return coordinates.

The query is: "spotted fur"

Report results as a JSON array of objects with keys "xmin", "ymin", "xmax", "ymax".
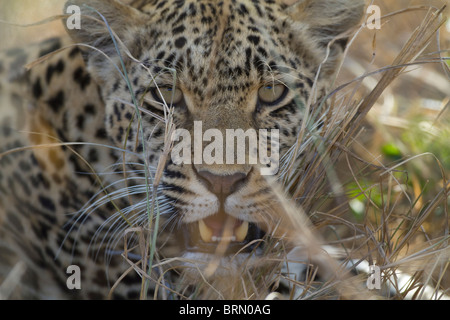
[{"xmin": 0, "ymin": 0, "xmax": 364, "ymax": 299}]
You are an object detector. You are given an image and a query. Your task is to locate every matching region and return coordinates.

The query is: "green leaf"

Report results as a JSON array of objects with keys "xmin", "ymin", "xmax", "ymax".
[{"xmin": 381, "ymin": 143, "xmax": 402, "ymax": 160}]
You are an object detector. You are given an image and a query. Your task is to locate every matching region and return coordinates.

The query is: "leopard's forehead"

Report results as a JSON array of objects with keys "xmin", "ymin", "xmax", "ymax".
[{"xmin": 131, "ymin": 0, "xmax": 306, "ymax": 104}]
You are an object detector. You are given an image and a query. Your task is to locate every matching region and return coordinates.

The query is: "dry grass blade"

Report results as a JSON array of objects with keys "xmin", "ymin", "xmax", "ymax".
[
  {"xmin": 264, "ymin": 180, "xmax": 378, "ymax": 299},
  {"xmin": 343, "ymin": 6, "xmax": 446, "ymax": 143},
  {"xmin": 0, "ymin": 262, "xmax": 26, "ymax": 300}
]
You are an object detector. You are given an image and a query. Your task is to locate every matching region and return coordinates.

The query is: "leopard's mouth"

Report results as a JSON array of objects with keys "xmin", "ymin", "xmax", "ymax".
[{"xmin": 183, "ymin": 214, "xmax": 264, "ymax": 255}]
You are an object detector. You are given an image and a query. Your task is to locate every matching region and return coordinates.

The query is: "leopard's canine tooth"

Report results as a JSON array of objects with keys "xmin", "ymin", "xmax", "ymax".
[
  {"xmin": 198, "ymin": 219, "xmax": 213, "ymax": 242},
  {"xmin": 235, "ymin": 220, "xmax": 249, "ymax": 242}
]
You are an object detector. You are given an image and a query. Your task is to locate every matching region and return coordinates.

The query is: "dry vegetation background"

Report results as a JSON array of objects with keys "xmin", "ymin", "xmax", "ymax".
[
  {"xmin": 336, "ymin": 1, "xmax": 449, "ymax": 292},
  {"xmin": 0, "ymin": 0, "xmax": 448, "ymax": 298}
]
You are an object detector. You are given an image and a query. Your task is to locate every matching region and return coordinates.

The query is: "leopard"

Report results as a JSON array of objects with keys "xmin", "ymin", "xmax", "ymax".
[{"xmin": 0, "ymin": 0, "xmax": 365, "ymax": 299}]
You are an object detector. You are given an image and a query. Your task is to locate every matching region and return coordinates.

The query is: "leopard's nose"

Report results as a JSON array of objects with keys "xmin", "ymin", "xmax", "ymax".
[{"xmin": 197, "ymin": 171, "xmax": 247, "ymax": 198}]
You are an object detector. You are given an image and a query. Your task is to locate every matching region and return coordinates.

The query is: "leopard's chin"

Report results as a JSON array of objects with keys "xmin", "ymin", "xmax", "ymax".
[{"xmin": 179, "ymin": 251, "xmax": 261, "ymax": 279}]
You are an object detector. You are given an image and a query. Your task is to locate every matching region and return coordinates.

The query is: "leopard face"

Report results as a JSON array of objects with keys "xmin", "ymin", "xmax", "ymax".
[{"xmin": 64, "ymin": 0, "xmax": 364, "ymax": 277}]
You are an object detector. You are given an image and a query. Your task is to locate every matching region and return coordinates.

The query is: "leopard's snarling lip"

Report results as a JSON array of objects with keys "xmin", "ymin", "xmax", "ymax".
[{"xmin": 182, "ymin": 213, "xmax": 265, "ymax": 255}]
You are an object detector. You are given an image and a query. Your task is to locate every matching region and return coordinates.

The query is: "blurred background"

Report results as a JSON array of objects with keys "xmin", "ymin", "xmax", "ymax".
[{"xmin": 334, "ymin": 0, "xmax": 449, "ymax": 293}]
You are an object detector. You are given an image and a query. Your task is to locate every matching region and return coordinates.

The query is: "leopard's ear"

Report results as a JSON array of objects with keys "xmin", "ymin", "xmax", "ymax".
[
  {"xmin": 279, "ymin": 0, "xmax": 366, "ymax": 75},
  {"xmin": 282, "ymin": 0, "xmax": 366, "ymax": 42},
  {"xmin": 63, "ymin": 0, "xmax": 148, "ymax": 81}
]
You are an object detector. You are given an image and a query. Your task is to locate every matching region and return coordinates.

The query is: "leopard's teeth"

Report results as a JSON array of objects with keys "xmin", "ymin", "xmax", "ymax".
[
  {"xmin": 198, "ymin": 219, "xmax": 249, "ymax": 243},
  {"xmin": 235, "ymin": 220, "xmax": 249, "ymax": 242},
  {"xmin": 198, "ymin": 219, "xmax": 213, "ymax": 243}
]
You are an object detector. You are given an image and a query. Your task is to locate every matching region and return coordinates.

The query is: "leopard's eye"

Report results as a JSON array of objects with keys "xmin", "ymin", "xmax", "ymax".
[
  {"xmin": 258, "ymin": 84, "xmax": 288, "ymax": 105},
  {"xmin": 151, "ymin": 86, "xmax": 184, "ymax": 105}
]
